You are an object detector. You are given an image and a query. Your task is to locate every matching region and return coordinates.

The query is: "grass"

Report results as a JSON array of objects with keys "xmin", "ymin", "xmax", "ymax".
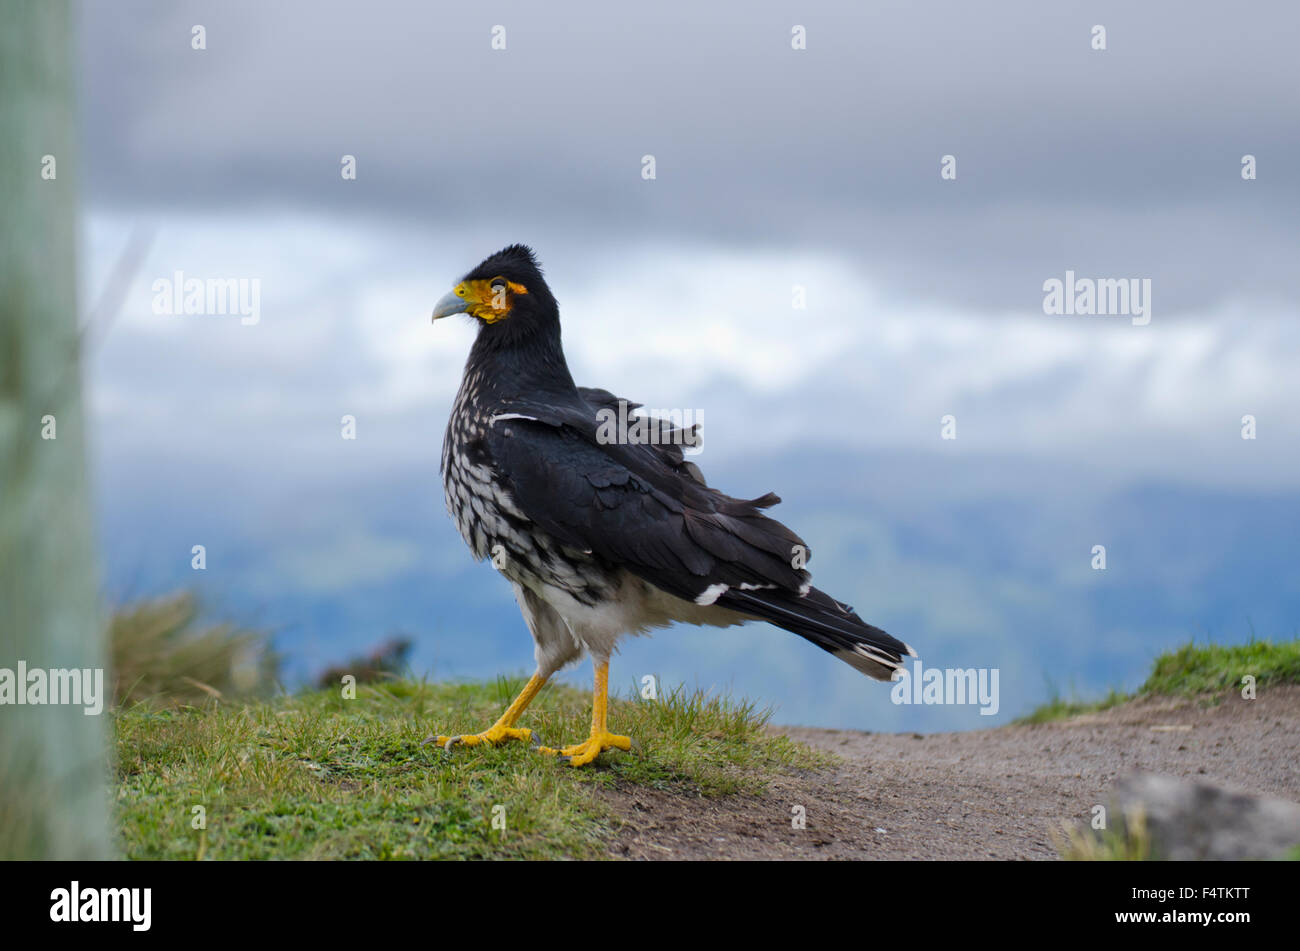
[
  {"xmin": 114, "ymin": 676, "xmax": 829, "ymax": 860},
  {"xmin": 1053, "ymin": 808, "xmax": 1152, "ymax": 862},
  {"xmin": 1015, "ymin": 688, "xmax": 1131, "ymax": 725},
  {"xmin": 1018, "ymin": 636, "xmax": 1300, "ymax": 725},
  {"xmin": 110, "ymin": 591, "xmax": 277, "ymax": 707},
  {"xmin": 1143, "ymin": 639, "xmax": 1300, "ymax": 695}
]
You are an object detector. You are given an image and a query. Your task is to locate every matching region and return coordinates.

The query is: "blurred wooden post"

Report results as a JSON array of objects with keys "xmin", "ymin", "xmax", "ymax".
[{"xmin": 0, "ymin": 0, "xmax": 113, "ymax": 858}]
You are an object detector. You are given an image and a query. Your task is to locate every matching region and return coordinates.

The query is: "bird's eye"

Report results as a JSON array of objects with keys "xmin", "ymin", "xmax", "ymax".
[{"xmin": 490, "ymin": 279, "xmax": 507, "ymax": 295}]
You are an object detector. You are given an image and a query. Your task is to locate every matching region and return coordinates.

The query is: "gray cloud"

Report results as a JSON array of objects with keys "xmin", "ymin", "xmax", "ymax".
[{"xmin": 80, "ymin": 0, "xmax": 1300, "ymax": 314}]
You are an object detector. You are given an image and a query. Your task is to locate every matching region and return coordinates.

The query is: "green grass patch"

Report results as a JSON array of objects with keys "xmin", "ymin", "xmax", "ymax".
[
  {"xmin": 1015, "ymin": 688, "xmax": 1130, "ymax": 726},
  {"xmin": 1141, "ymin": 639, "xmax": 1300, "ymax": 696},
  {"xmin": 114, "ymin": 676, "xmax": 829, "ymax": 860},
  {"xmin": 1019, "ymin": 637, "xmax": 1300, "ymax": 725}
]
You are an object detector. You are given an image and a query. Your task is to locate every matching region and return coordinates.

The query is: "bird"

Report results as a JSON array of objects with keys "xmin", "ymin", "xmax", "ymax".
[{"xmin": 427, "ymin": 244, "xmax": 916, "ymax": 765}]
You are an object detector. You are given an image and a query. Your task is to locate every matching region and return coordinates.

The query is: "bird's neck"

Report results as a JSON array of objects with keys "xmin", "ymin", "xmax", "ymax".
[{"xmin": 464, "ymin": 319, "xmax": 579, "ymax": 406}]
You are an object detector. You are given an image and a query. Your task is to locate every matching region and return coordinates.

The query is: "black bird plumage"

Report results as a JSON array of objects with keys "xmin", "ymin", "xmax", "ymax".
[{"xmin": 430, "ymin": 245, "xmax": 916, "ymax": 763}]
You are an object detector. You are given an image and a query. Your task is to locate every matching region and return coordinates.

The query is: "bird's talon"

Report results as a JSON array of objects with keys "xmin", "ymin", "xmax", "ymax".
[
  {"xmin": 539, "ymin": 731, "xmax": 632, "ymax": 766},
  {"xmin": 425, "ymin": 726, "xmax": 536, "ymax": 756}
]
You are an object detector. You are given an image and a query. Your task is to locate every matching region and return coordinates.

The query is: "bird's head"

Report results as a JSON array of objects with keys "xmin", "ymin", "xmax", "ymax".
[{"xmin": 431, "ymin": 244, "xmax": 557, "ymax": 337}]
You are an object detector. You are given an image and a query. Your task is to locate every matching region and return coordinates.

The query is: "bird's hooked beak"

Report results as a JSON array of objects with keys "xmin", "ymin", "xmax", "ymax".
[{"xmin": 431, "ymin": 285, "xmax": 470, "ymax": 322}]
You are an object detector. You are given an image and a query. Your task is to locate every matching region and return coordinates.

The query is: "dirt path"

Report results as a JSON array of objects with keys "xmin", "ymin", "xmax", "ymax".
[{"xmin": 605, "ymin": 686, "xmax": 1300, "ymax": 859}]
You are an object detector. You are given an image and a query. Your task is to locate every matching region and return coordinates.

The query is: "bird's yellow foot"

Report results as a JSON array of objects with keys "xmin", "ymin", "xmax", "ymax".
[
  {"xmin": 422, "ymin": 725, "xmax": 539, "ymax": 752},
  {"xmin": 538, "ymin": 731, "xmax": 632, "ymax": 766}
]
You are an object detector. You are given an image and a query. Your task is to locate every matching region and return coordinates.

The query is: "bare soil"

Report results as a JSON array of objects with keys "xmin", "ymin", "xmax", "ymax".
[{"xmin": 604, "ymin": 685, "xmax": 1300, "ymax": 860}]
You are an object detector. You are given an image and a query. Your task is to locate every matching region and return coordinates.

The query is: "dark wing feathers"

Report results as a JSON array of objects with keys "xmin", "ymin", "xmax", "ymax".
[
  {"xmin": 577, "ymin": 386, "xmax": 706, "ymax": 482},
  {"xmin": 485, "ymin": 389, "xmax": 914, "ymax": 679},
  {"xmin": 485, "ymin": 402, "xmax": 804, "ymax": 594}
]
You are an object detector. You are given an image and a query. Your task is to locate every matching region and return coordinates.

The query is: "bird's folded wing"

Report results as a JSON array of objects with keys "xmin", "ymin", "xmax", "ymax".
[{"xmin": 482, "ymin": 397, "xmax": 810, "ymax": 606}]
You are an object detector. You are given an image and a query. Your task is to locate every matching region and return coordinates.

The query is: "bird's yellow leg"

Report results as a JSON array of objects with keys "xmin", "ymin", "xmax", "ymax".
[
  {"xmin": 425, "ymin": 672, "xmax": 548, "ymax": 751},
  {"xmin": 538, "ymin": 659, "xmax": 632, "ymax": 766}
]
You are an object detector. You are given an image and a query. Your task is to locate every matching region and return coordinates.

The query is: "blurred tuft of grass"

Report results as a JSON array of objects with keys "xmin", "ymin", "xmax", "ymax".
[{"xmin": 110, "ymin": 592, "xmax": 278, "ymax": 707}]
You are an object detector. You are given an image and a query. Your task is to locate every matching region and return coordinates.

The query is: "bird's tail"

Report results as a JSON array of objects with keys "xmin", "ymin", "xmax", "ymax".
[{"xmin": 721, "ymin": 585, "xmax": 915, "ymax": 681}]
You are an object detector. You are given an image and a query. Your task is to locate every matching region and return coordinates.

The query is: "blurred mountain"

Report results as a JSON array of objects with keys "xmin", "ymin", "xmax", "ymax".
[{"xmin": 93, "ymin": 443, "xmax": 1299, "ymax": 730}]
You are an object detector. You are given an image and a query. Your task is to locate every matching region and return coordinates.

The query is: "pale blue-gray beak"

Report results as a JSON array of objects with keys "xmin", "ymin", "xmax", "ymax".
[{"xmin": 432, "ymin": 288, "xmax": 469, "ymax": 322}]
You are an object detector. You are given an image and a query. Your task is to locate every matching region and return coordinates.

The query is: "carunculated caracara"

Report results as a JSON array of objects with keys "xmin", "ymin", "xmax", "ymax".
[{"xmin": 427, "ymin": 245, "xmax": 915, "ymax": 765}]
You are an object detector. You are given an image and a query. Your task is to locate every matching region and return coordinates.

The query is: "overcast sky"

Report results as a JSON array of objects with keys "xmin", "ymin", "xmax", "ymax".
[
  {"xmin": 81, "ymin": 0, "xmax": 1300, "ymax": 304},
  {"xmin": 73, "ymin": 0, "xmax": 1300, "ymax": 561}
]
